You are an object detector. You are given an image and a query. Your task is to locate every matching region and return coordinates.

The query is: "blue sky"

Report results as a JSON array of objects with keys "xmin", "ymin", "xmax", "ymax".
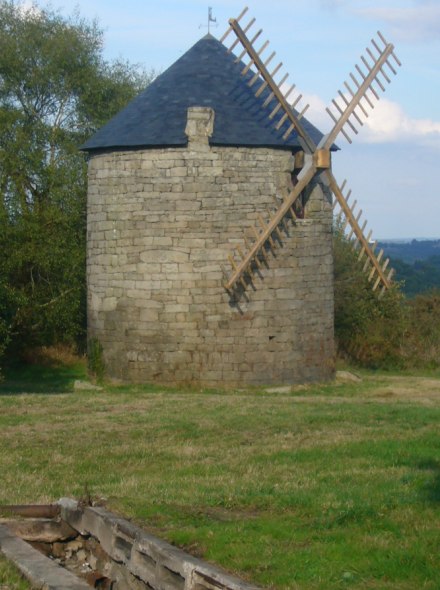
[{"xmin": 27, "ymin": 0, "xmax": 440, "ymax": 239}]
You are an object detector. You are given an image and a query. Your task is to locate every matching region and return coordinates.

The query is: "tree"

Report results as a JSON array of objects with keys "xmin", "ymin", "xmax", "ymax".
[
  {"xmin": 0, "ymin": 0, "xmax": 153, "ymax": 367},
  {"xmin": 333, "ymin": 220, "xmax": 407, "ymax": 368}
]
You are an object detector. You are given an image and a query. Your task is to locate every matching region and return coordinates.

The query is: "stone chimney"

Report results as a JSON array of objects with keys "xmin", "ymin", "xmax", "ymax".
[{"xmin": 185, "ymin": 107, "xmax": 215, "ymax": 146}]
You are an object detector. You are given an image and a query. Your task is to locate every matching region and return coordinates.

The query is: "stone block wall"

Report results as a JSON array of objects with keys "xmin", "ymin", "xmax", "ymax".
[{"xmin": 86, "ymin": 108, "xmax": 334, "ymax": 386}]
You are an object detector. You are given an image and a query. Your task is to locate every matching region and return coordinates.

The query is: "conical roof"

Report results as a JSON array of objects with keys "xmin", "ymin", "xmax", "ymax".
[{"xmin": 82, "ymin": 34, "xmax": 326, "ymax": 152}]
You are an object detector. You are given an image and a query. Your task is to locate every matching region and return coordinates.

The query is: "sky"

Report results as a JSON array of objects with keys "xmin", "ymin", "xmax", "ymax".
[{"xmin": 24, "ymin": 0, "xmax": 440, "ymax": 239}]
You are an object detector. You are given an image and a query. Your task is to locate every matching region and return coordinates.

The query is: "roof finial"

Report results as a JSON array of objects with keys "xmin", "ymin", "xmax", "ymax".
[{"xmin": 199, "ymin": 7, "xmax": 218, "ymax": 34}]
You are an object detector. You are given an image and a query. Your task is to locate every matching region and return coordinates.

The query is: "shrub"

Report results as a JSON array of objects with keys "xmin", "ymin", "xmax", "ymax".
[
  {"xmin": 403, "ymin": 290, "xmax": 440, "ymax": 368},
  {"xmin": 334, "ymin": 223, "xmax": 407, "ymax": 369}
]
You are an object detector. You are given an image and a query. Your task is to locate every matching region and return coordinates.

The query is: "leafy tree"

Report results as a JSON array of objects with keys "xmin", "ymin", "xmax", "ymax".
[
  {"xmin": 333, "ymin": 220, "xmax": 407, "ymax": 368},
  {"xmin": 0, "ymin": 1, "xmax": 153, "ymax": 368}
]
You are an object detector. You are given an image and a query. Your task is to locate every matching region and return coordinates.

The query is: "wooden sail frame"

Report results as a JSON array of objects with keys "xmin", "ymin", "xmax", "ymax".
[{"xmin": 221, "ymin": 8, "xmax": 401, "ymax": 296}]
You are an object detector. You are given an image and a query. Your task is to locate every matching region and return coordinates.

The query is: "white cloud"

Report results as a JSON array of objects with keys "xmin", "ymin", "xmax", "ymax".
[
  {"xmin": 353, "ymin": 98, "xmax": 440, "ymax": 144},
  {"xmin": 357, "ymin": 1, "xmax": 440, "ymax": 42},
  {"xmin": 291, "ymin": 89, "xmax": 440, "ymax": 146},
  {"xmin": 300, "ymin": 93, "xmax": 333, "ymax": 133}
]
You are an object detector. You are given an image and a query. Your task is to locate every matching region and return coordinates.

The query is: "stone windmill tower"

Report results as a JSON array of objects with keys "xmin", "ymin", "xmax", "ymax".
[{"xmin": 82, "ymin": 9, "xmax": 399, "ymax": 386}]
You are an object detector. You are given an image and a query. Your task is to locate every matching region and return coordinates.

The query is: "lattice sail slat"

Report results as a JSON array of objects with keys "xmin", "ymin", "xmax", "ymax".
[
  {"xmin": 224, "ymin": 160, "xmax": 316, "ymax": 291},
  {"xmin": 226, "ymin": 16, "xmax": 315, "ymax": 152},
  {"xmin": 221, "ymin": 8, "xmax": 400, "ymax": 295},
  {"xmin": 328, "ymin": 171, "xmax": 393, "ymax": 293},
  {"xmin": 322, "ymin": 31, "xmax": 401, "ymax": 149}
]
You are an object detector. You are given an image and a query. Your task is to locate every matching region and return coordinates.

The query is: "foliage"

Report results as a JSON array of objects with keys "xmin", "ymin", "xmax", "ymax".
[
  {"xmin": 333, "ymin": 222, "xmax": 407, "ymax": 368},
  {"xmin": 391, "ymin": 255, "xmax": 440, "ymax": 297},
  {"xmin": 404, "ymin": 290, "xmax": 440, "ymax": 368},
  {"xmin": 333, "ymin": 225, "xmax": 440, "ymax": 369},
  {"xmin": 376, "ymin": 239, "xmax": 440, "ymax": 297},
  {"xmin": 0, "ymin": 1, "xmax": 153, "ymax": 368}
]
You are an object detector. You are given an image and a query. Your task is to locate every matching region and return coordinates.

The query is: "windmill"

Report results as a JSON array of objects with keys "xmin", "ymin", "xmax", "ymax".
[
  {"xmin": 221, "ymin": 7, "xmax": 401, "ymax": 296},
  {"xmin": 82, "ymin": 9, "xmax": 402, "ymax": 386}
]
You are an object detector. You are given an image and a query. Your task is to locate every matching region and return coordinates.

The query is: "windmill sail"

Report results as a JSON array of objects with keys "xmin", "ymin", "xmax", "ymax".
[{"xmin": 221, "ymin": 8, "xmax": 400, "ymax": 295}]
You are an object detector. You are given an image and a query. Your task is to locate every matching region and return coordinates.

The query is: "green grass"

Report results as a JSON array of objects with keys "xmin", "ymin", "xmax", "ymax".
[
  {"xmin": 0, "ymin": 361, "xmax": 87, "ymax": 394},
  {"xmin": 0, "ymin": 368, "xmax": 439, "ymax": 589},
  {"xmin": 0, "ymin": 554, "xmax": 30, "ymax": 589}
]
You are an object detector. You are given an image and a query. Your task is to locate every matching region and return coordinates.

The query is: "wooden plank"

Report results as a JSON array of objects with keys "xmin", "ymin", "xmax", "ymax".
[
  {"xmin": 252, "ymin": 226, "xmax": 267, "ymax": 261},
  {"xmin": 314, "ymin": 149, "xmax": 331, "ymax": 169},
  {"xmin": 237, "ymin": 245, "xmax": 246, "ymax": 261},
  {"xmin": 258, "ymin": 214, "xmax": 275, "ymax": 248},
  {"xmin": 228, "ymin": 254, "xmax": 238, "ymax": 271},
  {"xmin": 326, "ymin": 107, "xmax": 352, "ymax": 143},
  {"xmin": 321, "ymin": 39, "xmax": 396, "ymax": 150},
  {"xmin": 360, "ymin": 57, "xmax": 380, "ymax": 100},
  {"xmin": 343, "ymin": 199, "xmax": 357, "ymax": 231},
  {"xmin": 220, "ymin": 6, "xmax": 248, "ymax": 43},
  {"xmin": 268, "ymin": 210, "xmax": 283, "ymax": 240},
  {"xmin": 332, "ymin": 98, "xmax": 358, "ymax": 136},
  {"xmin": 245, "ymin": 235, "xmax": 262, "ymax": 269},
  {"xmin": 228, "ymin": 17, "xmax": 255, "ymax": 53},
  {"xmin": 255, "ymin": 62, "xmax": 283, "ymax": 97},
  {"xmin": 228, "ymin": 18, "xmax": 315, "ymax": 152},
  {"xmin": 340, "ymin": 87, "xmax": 364, "ymax": 126},
  {"xmin": 363, "ymin": 240, "xmax": 376, "ymax": 272},
  {"xmin": 241, "ymin": 39, "xmax": 269, "ymax": 75},
  {"xmin": 275, "ymin": 111, "xmax": 289, "ymax": 130},
  {"xmin": 327, "ymin": 170, "xmax": 391, "ymax": 291},
  {"xmin": 283, "ymin": 123, "xmax": 296, "ymax": 141},
  {"xmin": 368, "ymin": 248, "xmax": 384, "ymax": 282},
  {"xmin": 236, "ymin": 29, "xmax": 262, "ymax": 62},
  {"xmin": 353, "ymin": 219, "xmax": 368, "ymax": 249},
  {"xmin": 358, "ymin": 229, "xmax": 373, "ymax": 260},
  {"xmin": 372, "ymin": 275, "xmax": 382, "ymax": 291},
  {"xmin": 353, "ymin": 66, "xmax": 374, "ymax": 111},
  {"xmin": 225, "ymin": 161, "xmax": 316, "ymax": 290},
  {"xmin": 348, "ymin": 208, "xmax": 362, "ymax": 239}
]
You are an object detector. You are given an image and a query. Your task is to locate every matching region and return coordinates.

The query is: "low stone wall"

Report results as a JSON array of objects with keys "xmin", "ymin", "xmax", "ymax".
[
  {"xmin": 58, "ymin": 499, "xmax": 261, "ymax": 590},
  {"xmin": 1, "ymin": 500, "xmax": 262, "ymax": 590}
]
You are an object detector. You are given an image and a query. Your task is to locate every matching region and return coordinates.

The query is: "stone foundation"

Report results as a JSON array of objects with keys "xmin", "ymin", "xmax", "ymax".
[{"xmin": 86, "ymin": 108, "xmax": 334, "ymax": 386}]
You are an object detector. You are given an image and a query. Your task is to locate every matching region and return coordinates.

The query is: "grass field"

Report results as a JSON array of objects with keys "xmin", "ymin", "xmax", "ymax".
[
  {"xmin": 0, "ymin": 554, "xmax": 30, "ymax": 589},
  {"xmin": 0, "ymin": 364, "xmax": 439, "ymax": 589}
]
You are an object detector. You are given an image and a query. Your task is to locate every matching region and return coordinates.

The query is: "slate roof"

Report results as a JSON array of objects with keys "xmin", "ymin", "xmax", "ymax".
[{"xmin": 82, "ymin": 34, "xmax": 329, "ymax": 152}]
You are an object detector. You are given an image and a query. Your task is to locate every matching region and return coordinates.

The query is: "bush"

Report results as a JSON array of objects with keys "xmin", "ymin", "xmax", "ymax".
[
  {"xmin": 333, "ymin": 223, "xmax": 406, "ymax": 368},
  {"xmin": 403, "ymin": 290, "xmax": 440, "ymax": 368},
  {"xmin": 333, "ymin": 225, "xmax": 440, "ymax": 370}
]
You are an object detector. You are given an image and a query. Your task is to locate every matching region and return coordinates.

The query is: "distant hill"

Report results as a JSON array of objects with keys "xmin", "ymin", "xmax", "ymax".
[
  {"xmin": 378, "ymin": 239, "xmax": 440, "ymax": 264},
  {"xmin": 377, "ymin": 239, "xmax": 440, "ymax": 297}
]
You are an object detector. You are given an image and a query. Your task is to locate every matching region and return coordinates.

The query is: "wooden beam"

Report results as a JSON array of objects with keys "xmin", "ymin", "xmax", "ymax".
[
  {"xmin": 228, "ymin": 18, "xmax": 315, "ymax": 153},
  {"xmin": 322, "ymin": 39, "xmax": 396, "ymax": 150},
  {"xmin": 225, "ymin": 160, "xmax": 316, "ymax": 290},
  {"xmin": 327, "ymin": 170, "xmax": 391, "ymax": 291}
]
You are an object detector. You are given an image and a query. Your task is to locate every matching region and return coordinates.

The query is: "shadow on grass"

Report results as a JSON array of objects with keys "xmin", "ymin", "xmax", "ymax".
[
  {"xmin": 417, "ymin": 459, "xmax": 440, "ymax": 503},
  {"xmin": 0, "ymin": 362, "xmax": 87, "ymax": 395}
]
